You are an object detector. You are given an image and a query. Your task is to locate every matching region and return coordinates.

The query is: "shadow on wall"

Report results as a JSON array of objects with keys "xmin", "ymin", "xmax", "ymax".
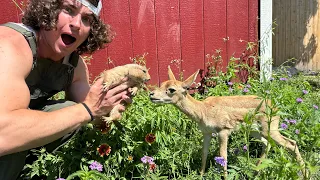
[
  {"xmin": 301, "ymin": 34, "xmax": 317, "ymax": 65},
  {"xmin": 273, "ymin": 0, "xmax": 319, "ymax": 69}
]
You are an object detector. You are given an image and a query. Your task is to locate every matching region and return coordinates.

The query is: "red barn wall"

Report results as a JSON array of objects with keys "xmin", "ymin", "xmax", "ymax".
[{"xmin": 0, "ymin": 0, "xmax": 258, "ymax": 86}]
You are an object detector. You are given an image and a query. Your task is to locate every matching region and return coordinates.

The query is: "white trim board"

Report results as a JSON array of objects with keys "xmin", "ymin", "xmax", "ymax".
[{"xmin": 260, "ymin": 0, "xmax": 273, "ymax": 82}]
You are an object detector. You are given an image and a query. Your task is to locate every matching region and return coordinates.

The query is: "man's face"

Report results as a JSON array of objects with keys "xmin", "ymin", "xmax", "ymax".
[{"xmin": 40, "ymin": 0, "xmax": 95, "ymax": 60}]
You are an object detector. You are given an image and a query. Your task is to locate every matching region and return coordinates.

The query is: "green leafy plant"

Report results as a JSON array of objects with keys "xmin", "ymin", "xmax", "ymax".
[{"xmin": 20, "ymin": 44, "xmax": 320, "ymax": 180}]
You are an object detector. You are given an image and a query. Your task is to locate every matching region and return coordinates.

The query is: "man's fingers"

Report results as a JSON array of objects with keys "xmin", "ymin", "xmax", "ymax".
[
  {"xmin": 106, "ymin": 83, "xmax": 130, "ymax": 97},
  {"xmin": 104, "ymin": 90, "xmax": 128, "ymax": 104},
  {"xmin": 122, "ymin": 94, "xmax": 132, "ymax": 104}
]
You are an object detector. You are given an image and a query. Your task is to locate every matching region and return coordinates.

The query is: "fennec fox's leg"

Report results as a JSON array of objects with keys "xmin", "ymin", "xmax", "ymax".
[
  {"xmin": 200, "ymin": 134, "xmax": 212, "ymax": 176},
  {"xmin": 260, "ymin": 116, "xmax": 307, "ymax": 177},
  {"xmin": 218, "ymin": 129, "xmax": 230, "ymax": 178}
]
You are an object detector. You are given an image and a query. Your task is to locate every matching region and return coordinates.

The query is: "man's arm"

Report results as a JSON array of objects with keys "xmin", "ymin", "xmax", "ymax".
[
  {"xmin": 0, "ymin": 28, "xmax": 129, "ymax": 156},
  {"xmin": 0, "ymin": 31, "xmax": 92, "ymax": 156},
  {"xmin": 66, "ymin": 56, "xmax": 91, "ymax": 103}
]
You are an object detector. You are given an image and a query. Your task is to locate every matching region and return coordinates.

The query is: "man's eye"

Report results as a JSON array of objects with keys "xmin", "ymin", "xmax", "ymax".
[
  {"xmin": 64, "ymin": 7, "xmax": 73, "ymax": 14},
  {"xmin": 82, "ymin": 16, "xmax": 93, "ymax": 25}
]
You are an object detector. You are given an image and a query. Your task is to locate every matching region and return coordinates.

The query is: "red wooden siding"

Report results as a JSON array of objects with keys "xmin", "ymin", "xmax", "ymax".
[
  {"xmin": 129, "ymin": 0, "xmax": 158, "ymax": 84},
  {"xmin": 155, "ymin": 0, "xmax": 181, "ymax": 83},
  {"xmin": 204, "ymin": 0, "xmax": 227, "ymax": 71},
  {"xmin": 180, "ymin": 0, "xmax": 204, "ymax": 82},
  {"xmin": 0, "ymin": 0, "xmax": 258, "ymax": 86},
  {"xmin": 227, "ymin": 0, "xmax": 249, "ymax": 59}
]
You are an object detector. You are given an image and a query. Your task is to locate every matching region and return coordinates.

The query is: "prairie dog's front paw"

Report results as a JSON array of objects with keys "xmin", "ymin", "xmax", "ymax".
[
  {"xmin": 130, "ymin": 87, "xmax": 139, "ymax": 96},
  {"xmin": 102, "ymin": 82, "xmax": 111, "ymax": 92}
]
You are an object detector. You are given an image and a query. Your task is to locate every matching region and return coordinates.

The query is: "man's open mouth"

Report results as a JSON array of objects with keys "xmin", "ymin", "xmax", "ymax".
[{"xmin": 61, "ymin": 34, "xmax": 76, "ymax": 45}]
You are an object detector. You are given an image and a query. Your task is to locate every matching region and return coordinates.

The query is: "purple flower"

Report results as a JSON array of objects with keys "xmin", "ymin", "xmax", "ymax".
[
  {"xmin": 56, "ymin": 178, "xmax": 65, "ymax": 180},
  {"xmin": 243, "ymin": 145, "xmax": 248, "ymax": 152},
  {"xmin": 89, "ymin": 161, "xmax": 103, "ymax": 172},
  {"xmin": 295, "ymin": 129, "xmax": 300, "ymax": 134},
  {"xmin": 141, "ymin": 156, "xmax": 154, "ymax": 164},
  {"xmin": 296, "ymin": 98, "xmax": 303, "ymax": 103},
  {"xmin": 313, "ymin": 105, "xmax": 318, "ymax": 110},
  {"xmin": 214, "ymin": 156, "xmax": 227, "ymax": 167},
  {"xmin": 289, "ymin": 119, "xmax": 297, "ymax": 124},
  {"xmin": 281, "ymin": 123, "xmax": 288, "ymax": 130},
  {"xmin": 302, "ymin": 90, "xmax": 308, "ymax": 95},
  {"xmin": 228, "ymin": 82, "xmax": 233, "ymax": 86},
  {"xmin": 229, "ymin": 88, "xmax": 233, "ymax": 92},
  {"xmin": 243, "ymin": 88, "xmax": 249, "ymax": 93},
  {"xmin": 246, "ymin": 84, "xmax": 251, "ymax": 88},
  {"xmin": 285, "ymin": 119, "xmax": 296, "ymax": 125},
  {"xmin": 280, "ymin": 77, "xmax": 288, "ymax": 81}
]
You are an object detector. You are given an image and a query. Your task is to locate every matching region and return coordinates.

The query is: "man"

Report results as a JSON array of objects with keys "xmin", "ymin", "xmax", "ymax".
[{"xmin": 0, "ymin": 0, "xmax": 132, "ymax": 179}]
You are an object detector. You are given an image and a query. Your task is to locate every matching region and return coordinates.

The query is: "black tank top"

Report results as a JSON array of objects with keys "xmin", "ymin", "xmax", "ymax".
[{"xmin": 1, "ymin": 22, "xmax": 79, "ymax": 109}]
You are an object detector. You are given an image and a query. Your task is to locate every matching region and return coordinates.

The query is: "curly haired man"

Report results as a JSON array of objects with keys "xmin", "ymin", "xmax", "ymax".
[{"xmin": 0, "ymin": 0, "xmax": 132, "ymax": 179}]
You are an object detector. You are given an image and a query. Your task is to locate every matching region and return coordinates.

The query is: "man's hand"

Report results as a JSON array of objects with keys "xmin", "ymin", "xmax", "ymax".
[{"xmin": 83, "ymin": 77, "xmax": 132, "ymax": 118}]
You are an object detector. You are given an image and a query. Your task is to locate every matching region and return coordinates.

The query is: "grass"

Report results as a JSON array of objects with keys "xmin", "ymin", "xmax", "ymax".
[{"xmin": 21, "ymin": 70, "xmax": 320, "ymax": 180}]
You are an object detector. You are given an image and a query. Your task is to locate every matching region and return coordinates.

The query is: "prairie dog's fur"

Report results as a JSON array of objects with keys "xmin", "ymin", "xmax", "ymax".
[
  {"xmin": 149, "ymin": 66, "xmax": 307, "ymax": 178},
  {"xmin": 100, "ymin": 64, "xmax": 150, "ymax": 124}
]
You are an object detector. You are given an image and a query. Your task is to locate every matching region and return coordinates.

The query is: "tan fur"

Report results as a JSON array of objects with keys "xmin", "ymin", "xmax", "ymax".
[
  {"xmin": 100, "ymin": 64, "xmax": 150, "ymax": 123},
  {"xmin": 149, "ymin": 66, "xmax": 307, "ymax": 178}
]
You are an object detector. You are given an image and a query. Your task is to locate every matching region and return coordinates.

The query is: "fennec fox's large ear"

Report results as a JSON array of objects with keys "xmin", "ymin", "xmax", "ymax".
[
  {"xmin": 168, "ymin": 65, "xmax": 176, "ymax": 81},
  {"xmin": 182, "ymin": 69, "xmax": 199, "ymax": 89}
]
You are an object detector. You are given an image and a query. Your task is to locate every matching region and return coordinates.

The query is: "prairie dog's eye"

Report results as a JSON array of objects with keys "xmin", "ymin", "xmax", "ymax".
[{"xmin": 167, "ymin": 88, "xmax": 176, "ymax": 94}]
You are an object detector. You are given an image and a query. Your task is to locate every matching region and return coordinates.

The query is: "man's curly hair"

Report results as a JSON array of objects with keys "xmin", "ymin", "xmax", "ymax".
[{"xmin": 22, "ymin": 0, "xmax": 114, "ymax": 55}]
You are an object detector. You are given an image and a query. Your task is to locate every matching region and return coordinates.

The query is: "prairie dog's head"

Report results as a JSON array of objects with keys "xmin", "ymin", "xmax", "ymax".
[{"xmin": 125, "ymin": 64, "xmax": 151, "ymax": 83}]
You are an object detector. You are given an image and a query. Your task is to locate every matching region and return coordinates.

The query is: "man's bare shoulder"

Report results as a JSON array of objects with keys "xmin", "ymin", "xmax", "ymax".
[
  {"xmin": 72, "ymin": 55, "xmax": 89, "ymax": 82},
  {"xmin": 0, "ymin": 26, "xmax": 34, "ymax": 77},
  {"xmin": 0, "ymin": 26, "xmax": 33, "ymax": 111}
]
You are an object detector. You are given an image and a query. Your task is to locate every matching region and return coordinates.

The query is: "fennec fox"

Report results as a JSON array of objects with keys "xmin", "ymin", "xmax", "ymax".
[
  {"xmin": 149, "ymin": 66, "xmax": 306, "ymax": 178},
  {"xmin": 100, "ymin": 64, "xmax": 150, "ymax": 125}
]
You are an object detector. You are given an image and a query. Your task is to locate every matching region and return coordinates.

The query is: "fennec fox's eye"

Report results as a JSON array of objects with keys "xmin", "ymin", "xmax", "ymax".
[{"xmin": 167, "ymin": 88, "xmax": 176, "ymax": 94}]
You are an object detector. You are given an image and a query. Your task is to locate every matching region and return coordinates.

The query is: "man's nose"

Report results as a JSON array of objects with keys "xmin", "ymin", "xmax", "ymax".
[{"xmin": 70, "ymin": 14, "xmax": 81, "ymax": 30}]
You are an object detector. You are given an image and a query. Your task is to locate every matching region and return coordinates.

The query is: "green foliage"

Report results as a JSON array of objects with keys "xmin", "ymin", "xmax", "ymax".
[
  {"xmin": 21, "ymin": 43, "xmax": 320, "ymax": 179},
  {"xmin": 22, "ymin": 72, "xmax": 320, "ymax": 179}
]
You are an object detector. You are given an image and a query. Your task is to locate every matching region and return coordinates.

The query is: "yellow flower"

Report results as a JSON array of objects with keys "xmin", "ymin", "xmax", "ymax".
[{"xmin": 127, "ymin": 155, "xmax": 133, "ymax": 161}]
